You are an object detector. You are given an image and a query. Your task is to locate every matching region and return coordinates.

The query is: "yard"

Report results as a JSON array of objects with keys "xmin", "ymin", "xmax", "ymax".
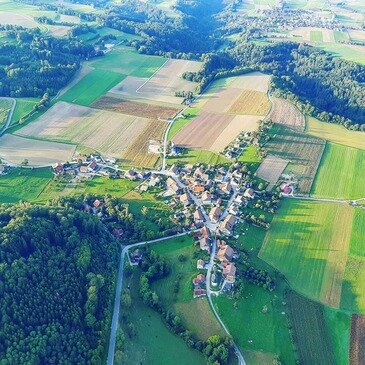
[{"xmin": 166, "ymin": 149, "xmax": 230, "ymax": 166}]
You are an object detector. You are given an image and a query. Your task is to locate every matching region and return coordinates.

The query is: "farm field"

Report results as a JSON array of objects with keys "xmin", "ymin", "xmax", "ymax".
[
  {"xmin": 167, "ymin": 107, "xmax": 200, "ymax": 141},
  {"xmin": 255, "ymin": 155, "xmax": 288, "ymax": 190},
  {"xmin": 318, "ymin": 43, "xmax": 365, "ymax": 65},
  {"xmin": 286, "ymin": 291, "xmax": 336, "ymax": 365},
  {"xmin": 311, "ymin": 143, "xmax": 365, "ymax": 199},
  {"xmin": 290, "ymin": 27, "xmax": 334, "ymax": 43},
  {"xmin": 228, "ymin": 90, "xmax": 270, "ymax": 116},
  {"xmin": 268, "ymin": 98, "xmax": 305, "ymax": 131},
  {"xmin": 0, "ymin": 98, "xmax": 13, "ymax": 128},
  {"xmin": 166, "ymin": 149, "xmax": 229, "ymax": 166},
  {"xmin": 0, "ymin": 167, "xmax": 53, "ymax": 203},
  {"xmin": 92, "ymin": 96, "xmax": 180, "ymax": 120},
  {"xmin": 16, "ymin": 101, "xmax": 157, "ymax": 160},
  {"xmin": 306, "ymin": 117, "xmax": 365, "ymax": 150},
  {"xmin": 349, "ymin": 314, "xmax": 365, "ymax": 365},
  {"xmin": 265, "ymin": 125, "xmax": 325, "ymax": 194},
  {"xmin": 152, "ymin": 236, "xmax": 226, "ymax": 341},
  {"xmin": 0, "ymin": 134, "xmax": 76, "ymax": 166},
  {"xmin": 260, "ymin": 199, "xmax": 365, "ymax": 311},
  {"xmin": 11, "ymin": 98, "xmax": 39, "ymax": 125}
]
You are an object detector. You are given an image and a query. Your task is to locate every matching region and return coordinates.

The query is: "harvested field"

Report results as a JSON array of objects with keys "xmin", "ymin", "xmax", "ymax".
[
  {"xmin": 255, "ymin": 155, "xmax": 288, "ymax": 190},
  {"xmin": 229, "ymin": 72, "xmax": 271, "ymax": 92},
  {"xmin": 121, "ymin": 119, "xmax": 167, "ymax": 168},
  {"xmin": 201, "ymin": 87, "xmax": 242, "ymax": 114},
  {"xmin": 17, "ymin": 101, "xmax": 152, "ymax": 159},
  {"xmin": 268, "ymin": 97, "xmax": 305, "ymax": 131},
  {"xmin": 286, "ymin": 291, "xmax": 336, "ymax": 365},
  {"xmin": 265, "ymin": 125, "xmax": 325, "ymax": 194},
  {"xmin": 92, "ymin": 96, "xmax": 180, "ymax": 119},
  {"xmin": 350, "ymin": 314, "xmax": 365, "ymax": 365},
  {"xmin": 0, "ymin": 134, "xmax": 76, "ymax": 166},
  {"xmin": 209, "ymin": 115, "xmax": 260, "ymax": 153},
  {"xmin": 172, "ymin": 113, "xmax": 234, "ymax": 150},
  {"xmin": 0, "ymin": 12, "xmax": 37, "ymax": 28},
  {"xmin": 228, "ymin": 89, "xmax": 270, "ymax": 116}
]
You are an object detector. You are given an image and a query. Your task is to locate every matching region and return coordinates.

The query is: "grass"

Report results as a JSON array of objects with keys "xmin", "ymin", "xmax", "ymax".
[
  {"xmin": 0, "ymin": 168, "xmax": 53, "ymax": 203},
  {"xmin": 310, "ymin": 30, "xmax": 324, "ymax": 42},
  {"xmin": 311, "ymin": 143, "xmax": 365, "ymax": 199},
  {"xmin": 0, "ymin": 98, "xmax": 12, "ymax": 128},
  {"xmin": 151, "ymin": 236, "xmax": 225, "ymax": 341},
  {"xmin": 316, "ymin": 43, "xmax": 365, "ymax": 65},
  {"xmin": 167, "ymin": 107, "xmax": 200, "ymax": 141},
  {"xmin": 260, "ymin": 199, "xmax": 365, "ymax": 311},
  {"xmin": 120, "ymin": 267, "xmax": 205, "ymax": 365},
  {"xmin": 60, "ymin": 69, "xmax": 126, "ymax": 106},
  {"xmin": 11, "ymin": 98, "xmax": 39, "ymax": 125},
  {"xmin": 286, "ymin": 291, "xmax": 336, "ymax": 365},
  {"xmin": 306, "ymin": 117, "xmax": 365, "ymax": 150},
  {"xmin": 166, "ymin": 149, "xmax": 230, "ymax": 166}
]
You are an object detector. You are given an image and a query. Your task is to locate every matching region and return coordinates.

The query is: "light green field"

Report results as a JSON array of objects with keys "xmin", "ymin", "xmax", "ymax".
[
  {"xmin": 60, "ymin": 69, "xmax": 126, "ymax": 106},
  {"xmin": 0, "ymin": 167, "xmax": 53, "ymax": 203},
  {"xmin": 166, "ymin": 149, "xmax": 230, "ymax": 166},
  {"xmin": 11, "ymin": 98, "xmax": 39, "ymax": 125},
  {"xmin": 310, "ymin": 30, "xmax": 324, "ymax": 42},
  {"xmin": 333, "ymin": 31, "xmax": 350, "ymax": 43},
  {"xmin": 307, "ymin": 117, "xmax": 365, "ymax": 150},
  {"xmin": 260, "ymin": 199, "xmax": 365, "ymax": 312},
  {"xmin": 317, "ymin": 43, "xmax": 365, "ymax": 65},
  {"xmin": 311, "ymin": 143, "xmax": 365, "ymax": 199},
  {"xmin": 0, "ymin": 98, "xmax": 12, "ymax": 128}
]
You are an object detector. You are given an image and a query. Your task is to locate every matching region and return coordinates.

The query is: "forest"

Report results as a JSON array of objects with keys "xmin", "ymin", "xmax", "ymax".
[{"xmin": 0, "ymin": 203, "xmax": 119, "ymax": 364}]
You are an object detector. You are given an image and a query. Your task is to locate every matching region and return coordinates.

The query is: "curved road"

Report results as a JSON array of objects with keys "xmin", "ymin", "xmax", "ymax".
[{"xmin": 0, "ymin": 97, "xmax": 16, "ymax": 136}]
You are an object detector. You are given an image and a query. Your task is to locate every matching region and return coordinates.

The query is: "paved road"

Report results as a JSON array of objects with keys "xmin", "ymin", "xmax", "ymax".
[{"xmin": 0, "ymin": 97, "xmax": 16, "ymax": 136}]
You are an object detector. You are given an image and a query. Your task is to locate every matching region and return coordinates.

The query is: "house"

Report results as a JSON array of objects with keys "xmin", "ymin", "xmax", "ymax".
[
  {"xmin": 197, "ymin": 259, "xmax": 205, "ymax": 270},
  {"xmin": 220, "ymin": 182, "xmax": 232, "ymax": 195},
  {"xmin": 228, "ymin": 203, "xmax": 239, "ymax": 216},
  {"xmin": 215, "ymin": 198, "xmax": 222, "ymax": 207},
  {"xmin": 192, "ymin": 274, "xmax": 206, "ymax": 287},
  {"xmin": 201, "ymin": 191, "xmax": 212, "ymax": 205},
  {"xmin": 149, "ymin": 174, "xmax": 162, "ymax": 187},
  {"xmin": 193, "ymin": 184, "xmax": 205, "ymax": 194},
  {"xmin": 52, "ymin": 162, "xmax": 64, "ymax": 175},
  {"xmin": 209, "ymin": 207, "xmax": 222, "ymax": 223},
  {"xmin": 219, "ymin": 214, "xmax": 237, "ymax": 236},
  {"xmin": 200, "ymin": 237, "xmax": 211, "ymax": 252},
  {"xmin": 193, "ymin": 288, "xmax": 207, "ymax": 298},
  {"xmin": 125, "ymin": 170, "xmax": 138, "ymax": 180},
  {"xmin": 244, "ymin": 188, "xmax": 255, "ymax": 199},
  {"xmin": 280, "ymin": 183, "xmax": 293, "ymax": 195},
  {"xmin": 217, "ymin": 244, "xmax": 234, "ymax": 262},
  {"xmin": 223, "ymin": 263, "xmax": 236, "ymax": 283},
  {"xmin": 93, "ymin": 199, "xmax": 104, "ymax": 211},
  {"xmin": 200, "ymin": 226, "xmax": 211, "ymax": 239},
  {"xmin": 130, "ymin": 249, "xmax": 143, "ymax": 264},
  {"xmin": 193, "ymin": 209, "xmax": 204, "ymax": 224},
  {"xmin": 169, "ymin": 164, "xmax": 179, "ymax": 174},
  {"xmin": 166, "ymin": 177, "xmax": 181, "ymax": 194},
  {"xmin": 194, "ymin": 167, "xmax": 209, "ymax": 181},
  {"xmin": 234, "ymin": 194, "xmax": 246, "ymax": 206},
  {"xmin": 87, "ymin": 160, "xmax": 98, "ymax": 172},
  {"xmin": 80, "ymin": 165, "xmax": 89, "ymax": 174},
  {"xmin": 180, "ymin": 193, "xmax": 192, "ymax": 206},
  {"xmin": 113, "ymin": 228, "xmax": 124, "ymax": 237}
]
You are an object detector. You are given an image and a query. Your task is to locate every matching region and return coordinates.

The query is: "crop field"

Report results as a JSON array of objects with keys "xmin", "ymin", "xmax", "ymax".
[
  {"xmin": 60, "ymin": 69, "xmax": 125, "ymax": 106},
  {"xmin": 173, "ymin": 113, "xmax": 259, "ymax": 153},
  {"xmin": 0, "ymin": 12, "xmax": 38, "ymax": 28},
  {"xmin": 229, "ymin": 72, "xmax": 270, "ymax": 92},
  {"xmin": 306, "ymin": 117, "xmax": 365, "ymax": 150},
  {"xmin": 268, "ymin": 98, "xmax": 305, "ymax": 131},
  {"xmin": 0, "ymin": 98, "xmax": 12, "ymax": 128},
  {"xmin": 265, "ymin": 125, "xmax": 325, "ymax": 194},
  {"xmin": 92, "ymin": 96, "xmax": 180, "ymax": 120},
  {"xmin": 0, "ymin": 134, "xmax": 76, "ymax": 166},
  {"xmin": 350, "ymin": 314, "xmax": 365, "ymax": 365},
  {"xmin": 0, "ymin": 167, "xmax": 53, "ymax": 204},
  {"xmin": 318, "ymin": 43, "xmax": 365, "ymax": 65},
  {"xmin": 291, "ymin": 27, "xmax": 335, "ymax": 43},
  {"xmin": 286, "ymin": 291, "xmax": 336, "ymax": 365},
  {"xmin": 310, "ymin": 30, "xmax": 324, "ymax": 42},
  {"xmin": 255, "ymin": 155, "xmax": 288, "ymax": 190},
  {"xmin": 201, "ymin": 87, "xmax": 242, "ymax": 113},
  {"xmin": 16, "ymin": 101, "xmax": 153, "ymax": 159},
  {"xmin": 121, "ymin": 119, "xmax": 167, "ymax": 168},
  {"xmin": 311, "ymin": 143, "xmax": 365, "ymax": 199},
  {"xmin": 167, "ymin": 107, "xmax": 200, "ymax": 141},
  {"xmin": 260, "ymin": 199, "xmax": 365, "ymax": 310},
  {"xmin": 228, "ymin": 89, "xmax": 270, "ymax": 116}
]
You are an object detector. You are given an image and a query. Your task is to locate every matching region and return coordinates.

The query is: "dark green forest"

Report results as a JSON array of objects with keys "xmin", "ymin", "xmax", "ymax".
[{"xmin": 0, "ymin": 204, "xmax": 119, "ymax": 364}]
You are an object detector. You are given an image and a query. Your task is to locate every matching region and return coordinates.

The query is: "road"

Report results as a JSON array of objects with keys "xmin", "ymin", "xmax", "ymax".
[{"xmin": 0, "ymin": 97, "xmax": 16, "ymax": 136}]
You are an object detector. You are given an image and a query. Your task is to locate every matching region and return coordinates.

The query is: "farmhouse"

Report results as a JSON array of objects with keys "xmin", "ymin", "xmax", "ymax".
[
  {"xmin": 52, "ymin": 162, "xmax": 64, "ymax": 175},
  {"xmin": 209, "ymin": 207, "xmax": 222, "ymax": 223}
]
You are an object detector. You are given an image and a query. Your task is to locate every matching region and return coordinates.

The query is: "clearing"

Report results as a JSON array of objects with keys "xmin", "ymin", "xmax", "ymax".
[
  {"xmin": 255, "ymin": 155, "xmax": 289, "ymax": 190},
  {"xmin": 0, "ymin": 134, "xmax": 76, "ymax": 166},
  {"xmin": 268, "ymin": 97, "xmax": 305, "ymax": 132},
  {"xmin": 311, "ymin": 143, "xmax": 365, "ymax": 200},
  {"xmin": 92, "ymin": 96, "xmax": 180, "ymax": 120}
]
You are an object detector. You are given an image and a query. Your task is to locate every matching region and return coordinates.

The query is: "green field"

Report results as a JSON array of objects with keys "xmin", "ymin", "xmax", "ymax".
[
  {"xmin": 307, "ymin": 117, "xmax": 365, "ymax": 150},
  {"xmin": 152, "ymin": 236, "xmax": 225, "ymax": 341},
  {"xmin": 60, "ymin": 69, "xmax": 126, "ymax": 106},
  {"xmin": 311, "ymin": 143, "xmax": 365, "ymax": 199},
  {"xmin": 317, "ymin": 43, "xmax": 365, "ymax": 65},
  {"xmin": 120, "ymin": 267, "xmax": 205, "ymax": 365},
  {"xmin": 0, "ymin": 168, "xmax": 53, "ymax": 203},
  {"xmin": 310, "ymin": 30, "xmax": 324, "ymax": 42},
  {"xmin": 0, "ymin": 98, "xmax": 12, "ymax": 128},
  {"xmin": 260, "ymin": 199, "xmax": 365, "ymax": 312},
  {"xmin": 167, "ymin": 107, "xmax": 200, "ymax": 141},
  {"xmin": 167, "ymin": 149, "xmax": 230, "ymax": 166},
  {"xmin": 11, "ymin": 98, "xmax": 39, "ymax": 125}
]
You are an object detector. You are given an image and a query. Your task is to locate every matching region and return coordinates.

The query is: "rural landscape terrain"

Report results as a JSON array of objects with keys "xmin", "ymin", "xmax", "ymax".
[{"xmin": 0, "ymin": 0, "xmax": 364, "ymax": 364}]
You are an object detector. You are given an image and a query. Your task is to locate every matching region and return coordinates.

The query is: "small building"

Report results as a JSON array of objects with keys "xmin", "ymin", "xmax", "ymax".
[
  {"xmin": 219, "ymin": 214, "xmax": 237, "ymax": 236},
  {"xmin": 169, "ymin": 164, "xmax": 179, "ymax": 174},
  {"xmin": 280, "ymin": 183, "xmax": 293, "ymax": 195},
  {"xmin": 87, "ymin": 160, "xmax": 98, "ymax": 172},
  {"xmin": 52, "ymin": 162, "xmax": 64, "ymax": 175},
  {"xmin": 113, "ymin": 228, "xmax": 124, "ymax": 237},
  {"xmin": 194, "ymin": 209, "xmax": 204, "ymax": 224},
  {"xmin": 200, "ymin": 237, "xmax": 211, "ymax": 252},
  {"xmin": 200, "ymin": 226, "xmax": 211, "ymax": 239},
  {"xmin": 217, "ymin": 244, "xmax": 234, "ymax": 262},
  {"xmin": 244, "ymin": 188, "xmax": 255, "ymax": 199},
  {"xmin": 125, "ymin": 170, "xmax": 138, "ymax": 180},
  {"xmin": 220, "ymin": 182, "xmax": 232, "ymax": 195},
  {"xmin": 193, "ymin": 184, "xmax": 205, "ymax": 194},
  {"xmin": 80, "ymin": 165, "xmax": 89, "ymax": 174},
  {"xmin": 209, "ymin": 206, "xmax": 222, "ymax": 223},
  {"xmin": 228, "ymin": 204, "xmax": 239, "ymax": 216},
  {"xmin": 201, "ymin": 191, "xmax": 212, "ymax": 205},
  {"xmin": 234, "ymin": 194, "xmax": 246, "ymax": 206},
  {"xmin": 223, "ymin": 263, "xmax": 236, "ymax": 283},
  {"xmin": 192, "ymin": 274, "xmax": 206, "ymax": 288},
  {"xmin": 180, "ymin": 193, "xmax": 192, "ymax": 206},
  {"xmin": 197, "ymin": 259, "xmax": 205, "ymax": 270},
  {"xmin": 193, "ymin": 288, "xmax": 207, "ymax": 298}
]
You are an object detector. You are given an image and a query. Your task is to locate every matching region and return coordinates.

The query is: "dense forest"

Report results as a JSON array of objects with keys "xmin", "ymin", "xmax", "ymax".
[
  {"xmin": 0, "ymin": 203, "xmax": 119, "ymax": 364},
  {"xmin": 0, "ymin": 26, "xmax": 99, "ymax": 97}
]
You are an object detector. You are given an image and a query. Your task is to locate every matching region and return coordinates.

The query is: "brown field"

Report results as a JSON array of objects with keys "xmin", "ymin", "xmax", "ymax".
[
  {"xmin": 265, "ymin": 125, "xmax": 325, "ymax": 194},
  {"xmin": 92, "ymin": 96, "xmax": 180, "ymax": 119},
  {"xmin": 350, "ymin": 314, "xmax": 365, "ymax": 365},
  {"xmin": 48, "ymin": 25, "xmax": 70, "ymax": 37},
  {"xmin": 122, "ymin": 120, "xmax": 167, "ymax": 168},
  {"xmin": 201, "ymin": 87, "xmax": 242, "ymax": 114},
  {"xmin": 0, "ymin": 134, "xmax": 76, "ymax": 166},
  {"xmin": 0, "ymin": 12, "xmax": 37, "ymax": 28},
  {"xmin": 172, "ymin": 112, "xmax": 234, "ymax": 150},
  {"xmin": 255, "ymin": 155, "xmax": 288, "ymax": 190},
  {"xmin": 110, "ymin": 59, "xmax": 201, "ymax": 106},
  {"xmin": 210, "ymin": 115, "xmax": 260, "ymax": 153},
  {"xmin": 268, "ymin": 98, "xmax": 305, "ymax": 132},
  {"xmin": 229, "ymin": 72, "xmax": 271, "ymax": 92},
  {"xmin": 17, "ymin": 101, "xmax": 153, "ymax": 159},
  {"xmin": 228, "ymin": 89, "xmax": 270, "ymax": 116}
]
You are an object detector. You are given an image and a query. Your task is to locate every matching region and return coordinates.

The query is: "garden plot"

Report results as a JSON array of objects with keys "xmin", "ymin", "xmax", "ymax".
[
  {"xmin": 16, "ymin": 101, "xmax": 152, "ymax": 159},
  {"xmin": 268, "ymin": 98, "xmax": 305, "ymax": 131},
  {"xmin": 0, "ymin": 134, "xmax": 75, "ymax": 166},
  {"xmin": 255, "ymin": 155, "xmax": 289, "ymax": 190}
]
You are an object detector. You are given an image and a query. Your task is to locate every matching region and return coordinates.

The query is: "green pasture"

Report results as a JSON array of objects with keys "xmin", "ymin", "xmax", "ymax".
[
  {"xmin": 310, "ymin": 30, "xmax": 324, "ymax": 42},
  {"xmin": 166, "ymin": 149, "xmax": 230, "ymax": 166},
  {"xmin": 11, "ymin": 98, "xmax": 39, "ymax": 125},
  {"xmin": 311, "ymin": 143, "xmax": 365, "ymax": 199}
]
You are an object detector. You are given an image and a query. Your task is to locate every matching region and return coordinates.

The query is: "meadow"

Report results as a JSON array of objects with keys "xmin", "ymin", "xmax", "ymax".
[
  {"xmin": 0, "ymin": 98, "xmax": 13, "ymax": 128},
  {"xmin": 166, "ymin": 149, "xmax": 230, "ymax": 166},
  {"xmin": 167, "ymin": 107, "xmax": 200, "ymax": 141},
  {"xmin": 260, "ymin": 199, "xmax": 365, "ymax": 311},
  {"xmin": 311, "ymin": 143, "xmax": 365, "ymax": 199},
  {"xmin": 11, "ymin": 98, "xmax": 39, "ymax": 125}
]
